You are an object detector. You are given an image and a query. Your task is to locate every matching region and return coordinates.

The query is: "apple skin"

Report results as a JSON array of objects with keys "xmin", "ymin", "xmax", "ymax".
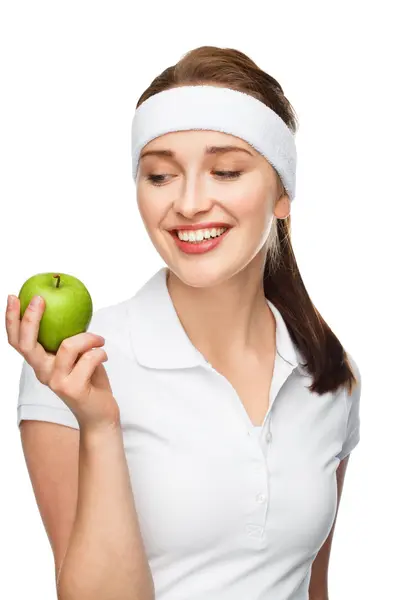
[{"xmin": 18, "ymin": 273, "xmax": 93, "ymax": 354}]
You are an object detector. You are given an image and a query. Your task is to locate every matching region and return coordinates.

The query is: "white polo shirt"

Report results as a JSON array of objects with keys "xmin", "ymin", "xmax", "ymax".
[{"xmin": 17, "ymin": 266, "xmax": 361, "ymax": 600}]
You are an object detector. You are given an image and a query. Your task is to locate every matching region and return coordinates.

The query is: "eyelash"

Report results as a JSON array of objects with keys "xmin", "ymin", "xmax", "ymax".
[{"xmin": 146, "ymin": 170, "xmax": 243, "ymax": 186}]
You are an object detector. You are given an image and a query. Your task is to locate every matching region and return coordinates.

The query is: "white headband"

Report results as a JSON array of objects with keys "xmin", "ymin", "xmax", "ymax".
[{"xmin": 131, "ymin": 85, "xmax": 297, "ymax": 202}]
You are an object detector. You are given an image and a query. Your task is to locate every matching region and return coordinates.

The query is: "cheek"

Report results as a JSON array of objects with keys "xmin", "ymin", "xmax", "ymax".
[
  {"xmin": 226, "ymin": 173, "xmax": 274, "ymax": 220},
  {"xmin": 230, "ymin": 189, "xmax": 274, "ymax": 227},
  {"xmin": 136, "ymin": 191, "xmax": 161, "ymax": 227}
]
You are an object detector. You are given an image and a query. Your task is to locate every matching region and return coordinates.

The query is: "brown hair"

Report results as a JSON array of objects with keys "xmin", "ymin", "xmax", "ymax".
[{"xmin": 135, "ymin": 46, "xmax": 357, "ymax": 396}]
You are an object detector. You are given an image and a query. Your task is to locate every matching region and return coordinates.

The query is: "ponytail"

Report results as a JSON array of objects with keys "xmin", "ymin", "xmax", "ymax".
[{"xmin": 264, "ymin": 216, "xmax": 357, "ymax": 395}]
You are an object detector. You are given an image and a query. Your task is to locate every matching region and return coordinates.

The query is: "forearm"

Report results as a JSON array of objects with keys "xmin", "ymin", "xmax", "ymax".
[{"xmin": 56, "ymin": 421, "xmax": 154, "ymax": 600}]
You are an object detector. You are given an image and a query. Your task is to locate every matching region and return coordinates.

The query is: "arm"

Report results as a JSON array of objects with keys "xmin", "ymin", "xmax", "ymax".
[
  {"xmin": 9, "ymin": 294, "xmax": 154, "ymax": 600},
  {"xmin": 20, "ymin": 419, "xmax": 154, "ymax": 600},
  {"xmin": 19, "ymin": 420, "xmax": 80, "ymax": 580},
  {"xmin": 308, "ymin": 455, "xmax": 350, "ymax": 600},
  {"xmin": 57, "ymin": 420, "xmax": 154, "ymax": 600}
]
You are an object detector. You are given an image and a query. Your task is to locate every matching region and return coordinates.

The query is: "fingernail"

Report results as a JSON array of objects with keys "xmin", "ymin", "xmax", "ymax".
[
  {"xmin": 7, "ymin": 295, "xmax": 14, "ymax": 309},
  {"xmin": 29, "ymin": 295, "xmax": 42, "ymax": 307}
]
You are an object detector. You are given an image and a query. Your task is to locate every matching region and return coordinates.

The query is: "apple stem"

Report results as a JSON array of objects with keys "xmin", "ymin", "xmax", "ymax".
[{"xmin": 53, "ymin": 274, "xmax": 61, "ymax": 288}]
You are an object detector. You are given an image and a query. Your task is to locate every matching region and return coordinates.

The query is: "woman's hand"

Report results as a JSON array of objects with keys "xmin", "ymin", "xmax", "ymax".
[{"xmin": 5, "ymin": 294, "xmax": 120, "ymax": 432}]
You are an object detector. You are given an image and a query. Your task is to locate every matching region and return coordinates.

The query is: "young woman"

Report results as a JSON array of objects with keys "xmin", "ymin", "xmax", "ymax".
[{"xmin": 6, "ymin": 46, "xmax": 361, "ymax": 600}]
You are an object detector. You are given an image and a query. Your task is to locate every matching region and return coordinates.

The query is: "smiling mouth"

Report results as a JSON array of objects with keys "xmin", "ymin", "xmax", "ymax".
[
  {"xmin": 169, "ymin": 224, "xmax": 232, "ymax": 235},
  {"xmin": 169, "ymin": 227, "xmax": 230, "ymax": 241}
]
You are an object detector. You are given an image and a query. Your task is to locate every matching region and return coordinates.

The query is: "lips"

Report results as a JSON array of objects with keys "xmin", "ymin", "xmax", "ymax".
[{"xmin": 168, "ymin": 226, "xmax": 231, "ymax": 255}]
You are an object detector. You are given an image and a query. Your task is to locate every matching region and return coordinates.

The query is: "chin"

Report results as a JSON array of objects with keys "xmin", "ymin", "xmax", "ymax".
[{"xmin": 166, "ymin": 262, "xmax": 238, "ymax": 290}]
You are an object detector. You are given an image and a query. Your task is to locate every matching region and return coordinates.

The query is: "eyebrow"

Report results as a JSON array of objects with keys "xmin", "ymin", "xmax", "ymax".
[{"xmin": 139, "ymin": 145, "xmax": 254, "ymax": 161}]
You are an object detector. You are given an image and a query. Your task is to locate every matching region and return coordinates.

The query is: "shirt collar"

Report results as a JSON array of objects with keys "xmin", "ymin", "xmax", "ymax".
[{"xmin": 127, "ymin": 266, "xmax": 305, "ymax": 373}]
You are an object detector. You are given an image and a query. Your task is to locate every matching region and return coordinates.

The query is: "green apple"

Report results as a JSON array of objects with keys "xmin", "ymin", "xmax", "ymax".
[{"xmin": 18, "ymin": 273, "xmax": 93, "ymax": 354}]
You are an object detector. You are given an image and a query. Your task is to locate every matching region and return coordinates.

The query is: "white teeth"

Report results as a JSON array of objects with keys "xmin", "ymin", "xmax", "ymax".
[{"xmin": 177, "ymin": 227, "xmax": 228, "ymax": 242}]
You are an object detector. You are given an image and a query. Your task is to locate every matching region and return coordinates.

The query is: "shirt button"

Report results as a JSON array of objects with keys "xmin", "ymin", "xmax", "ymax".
[
  {"xmin": 256, "ymin": 493, "xmax": 267, "ymax": 503},
  {"xmin": 266, "ymin": 432, "xmax": 272, "ymax": 442}
]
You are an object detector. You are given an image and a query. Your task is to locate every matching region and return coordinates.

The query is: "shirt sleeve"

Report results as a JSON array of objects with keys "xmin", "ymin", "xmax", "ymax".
[
  {"xmin": 16, "ymin": 307, "xmax": 108, "ymax": 431},
  {"xmin": 17, "ymin": 358, "xmax": 80, "ymax": 430},
  {"xmin": 336, "ymin": 352, "xmax": 362, "ymax": 460}
]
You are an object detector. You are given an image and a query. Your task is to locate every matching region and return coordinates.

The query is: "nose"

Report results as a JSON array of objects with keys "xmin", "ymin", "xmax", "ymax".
[{"xmin": 172, "ymin": 174, "xmax": 214, "ymax": 219}]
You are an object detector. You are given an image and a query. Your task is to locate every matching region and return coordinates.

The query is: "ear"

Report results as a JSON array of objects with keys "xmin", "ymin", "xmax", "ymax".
[{"xmin": 274, "ymin": 192, "xmax": 290, "ymax": 219}]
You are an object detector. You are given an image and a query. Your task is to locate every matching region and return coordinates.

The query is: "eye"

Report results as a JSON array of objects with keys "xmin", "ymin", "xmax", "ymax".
[
  {"xmin": 145, "ymin": 170, "xmax": 243, "ymax": 187},
  {"xmin": 213, "ymin": 170, "xmax": 243, "ymax": 180},
  {"xmin": 145, "ymin": 174, "xmax": 169, "ymax": 186}
]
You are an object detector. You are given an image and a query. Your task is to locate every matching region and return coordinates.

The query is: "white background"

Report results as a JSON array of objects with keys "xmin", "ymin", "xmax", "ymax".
[{"xmin": 1, "ymin": 1, "xmax": 399, "ymax": 598}]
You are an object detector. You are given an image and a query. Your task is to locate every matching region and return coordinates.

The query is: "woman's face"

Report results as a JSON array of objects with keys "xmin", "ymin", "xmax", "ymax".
[{"xmin": 136, "ymin": 130, "xmax": 290, "ymax": 287}]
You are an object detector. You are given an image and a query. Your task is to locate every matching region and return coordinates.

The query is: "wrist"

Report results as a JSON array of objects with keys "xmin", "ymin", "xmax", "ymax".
[{"xmin": 79, "ymin": 414, "xmax": 122, "ymax": 441}]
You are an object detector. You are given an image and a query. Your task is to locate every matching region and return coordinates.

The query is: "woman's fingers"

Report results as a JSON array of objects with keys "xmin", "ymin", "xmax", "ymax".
[
  {"xmin": 18, "ymin": 295, "xmax": 46, "ymax": 354},
  {"xmin": 49, "ymin": 339, "xmax": 111, "ymax": 425},
  {"xmin": 52, "ymin": 333, "xmax": 106, "ymax": 380},
  {"xmin": 5, "ymin": 295, "xmax": 19, "ymax": 348},
  {"xmin": 6, "ymin": 292, "xmax": 117, "ymax": 428},
  {"xmin": 6, "ymin": 293, "xmax": 105, "ymax": 390},
  {"xmin": 6, "ymin": 294, "xmax": 53, "ymax": 382},
  {"xmin": 62, "ymin": 346, "xmax": 109, "ymax": 399}
]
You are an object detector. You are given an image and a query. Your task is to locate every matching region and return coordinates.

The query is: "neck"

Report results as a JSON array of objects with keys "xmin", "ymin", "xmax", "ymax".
[{"xmin": 166, "ymin": 256, "xmax": 276, "ymax": 366}]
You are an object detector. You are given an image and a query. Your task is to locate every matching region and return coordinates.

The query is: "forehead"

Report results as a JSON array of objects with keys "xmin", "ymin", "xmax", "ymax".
[{"xmin": 139, "ymin": 130, "xmax": 257, "ymax": 160}]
